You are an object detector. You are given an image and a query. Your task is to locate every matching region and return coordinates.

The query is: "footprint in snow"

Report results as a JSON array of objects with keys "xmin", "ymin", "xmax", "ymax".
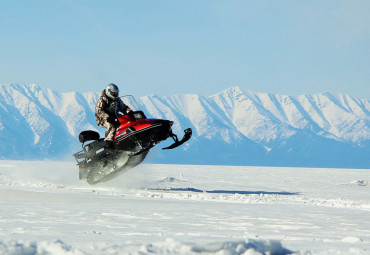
[
  {"xmin": 159, "ymin": 177, "xmax": 184, "ymax": 183},
  {"xmin": 350, "ymin": 180, "xmax": 368, "ymax": 186}
]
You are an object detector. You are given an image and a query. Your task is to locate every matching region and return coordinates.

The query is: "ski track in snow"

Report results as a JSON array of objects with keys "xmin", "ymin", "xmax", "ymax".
[{"xmin": 0, "ymin": 161, "xmax": 370, "ymax": 255}]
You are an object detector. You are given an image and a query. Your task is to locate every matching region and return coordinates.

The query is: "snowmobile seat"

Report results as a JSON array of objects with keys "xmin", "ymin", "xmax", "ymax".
[{"xmin": 79, "ymin": 130, "xmax": 100, "ymax": 143}]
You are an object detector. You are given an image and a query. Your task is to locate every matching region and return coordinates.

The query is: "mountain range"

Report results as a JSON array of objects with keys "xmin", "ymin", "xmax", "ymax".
[{"xmin": 0, "ymin": 83, "xmax": 369, "ymax": 168}]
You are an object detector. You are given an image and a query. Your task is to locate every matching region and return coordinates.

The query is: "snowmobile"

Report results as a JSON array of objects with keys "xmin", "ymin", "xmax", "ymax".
[{"xmin": 73, "ymin": 95, "xmax": 192, "ymax": 185}]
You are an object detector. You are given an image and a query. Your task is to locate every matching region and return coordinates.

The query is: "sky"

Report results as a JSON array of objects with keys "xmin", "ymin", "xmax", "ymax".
[{"xmin": 0, "ymin": 0, "xmax": 369, "ymax": 98}]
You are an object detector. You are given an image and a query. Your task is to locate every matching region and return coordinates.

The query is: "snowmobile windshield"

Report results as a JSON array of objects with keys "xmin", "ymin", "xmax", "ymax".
[{"xmin": 120, "ymin": 95, "xmax": 141, "ymax": 112}]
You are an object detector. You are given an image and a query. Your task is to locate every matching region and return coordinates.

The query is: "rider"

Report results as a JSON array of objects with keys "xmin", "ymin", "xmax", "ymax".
[{"xmin": 95, "ymin": 83, "xmax": 132, "ymax": 147}]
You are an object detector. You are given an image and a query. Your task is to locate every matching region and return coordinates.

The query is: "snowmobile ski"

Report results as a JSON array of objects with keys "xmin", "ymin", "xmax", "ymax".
[{"xmin": 162, "ymin": 128, "xmax": 192, "ymax": 150}]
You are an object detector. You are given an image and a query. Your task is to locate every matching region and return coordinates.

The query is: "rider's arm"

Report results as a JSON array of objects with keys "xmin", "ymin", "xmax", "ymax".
[
  {"xmin": 118, "ymin": 99, "xmax": 132, "ymax": 114},
  {"xmin": 95, "ymin": 94, "xmax": 109, "ymax": 122}
]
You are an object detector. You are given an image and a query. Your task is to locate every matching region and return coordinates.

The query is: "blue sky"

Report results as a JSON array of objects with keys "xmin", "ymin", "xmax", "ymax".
[{"xmin": 1, "ymin": 0, "xmax": 369, "ymax": 98}]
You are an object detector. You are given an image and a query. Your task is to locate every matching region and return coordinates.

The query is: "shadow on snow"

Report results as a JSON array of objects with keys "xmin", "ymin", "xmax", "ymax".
[{"xmin": 148, "ymin": 188, "xmax": 300, "ymax": 196}]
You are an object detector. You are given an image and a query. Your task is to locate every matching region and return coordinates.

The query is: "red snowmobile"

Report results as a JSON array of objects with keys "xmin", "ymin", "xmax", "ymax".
[{"xmin": 73, "ymin": 96, "xmax": 192, "ymax": 184}]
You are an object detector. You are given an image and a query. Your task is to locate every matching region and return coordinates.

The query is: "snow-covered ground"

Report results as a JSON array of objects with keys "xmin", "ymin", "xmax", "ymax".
[{"xmin": 0, "ymin": 161, "xmax": 369, "ymax": 254}]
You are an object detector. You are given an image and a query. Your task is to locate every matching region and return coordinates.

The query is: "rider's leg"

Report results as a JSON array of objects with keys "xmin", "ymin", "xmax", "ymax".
[{"xmin": 98, "ymin": 121, "xmax": 116, "ymax": 141}]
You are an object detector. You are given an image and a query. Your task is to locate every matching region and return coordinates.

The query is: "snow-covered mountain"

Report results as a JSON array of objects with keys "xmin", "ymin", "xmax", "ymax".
[{"xmin": 0, "ymin": 84, "xmax": 369, "ymax": 168}]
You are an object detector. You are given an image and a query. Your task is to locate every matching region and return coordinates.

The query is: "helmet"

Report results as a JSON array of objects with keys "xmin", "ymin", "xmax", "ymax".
[{"xmin": 106, "ymin": 83, "xmax": 119, "ymax": 99}]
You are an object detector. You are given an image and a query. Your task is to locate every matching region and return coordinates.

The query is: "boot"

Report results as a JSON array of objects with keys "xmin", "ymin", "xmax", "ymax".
[{"xmin": 105, "ymin": 140, "xmax": 114, "ymax": 149}]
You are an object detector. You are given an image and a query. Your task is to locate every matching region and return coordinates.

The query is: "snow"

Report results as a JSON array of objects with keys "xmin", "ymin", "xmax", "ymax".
[{"xmin": 0, "ymin": 161, "xmax": 369, "ymax": 254}]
